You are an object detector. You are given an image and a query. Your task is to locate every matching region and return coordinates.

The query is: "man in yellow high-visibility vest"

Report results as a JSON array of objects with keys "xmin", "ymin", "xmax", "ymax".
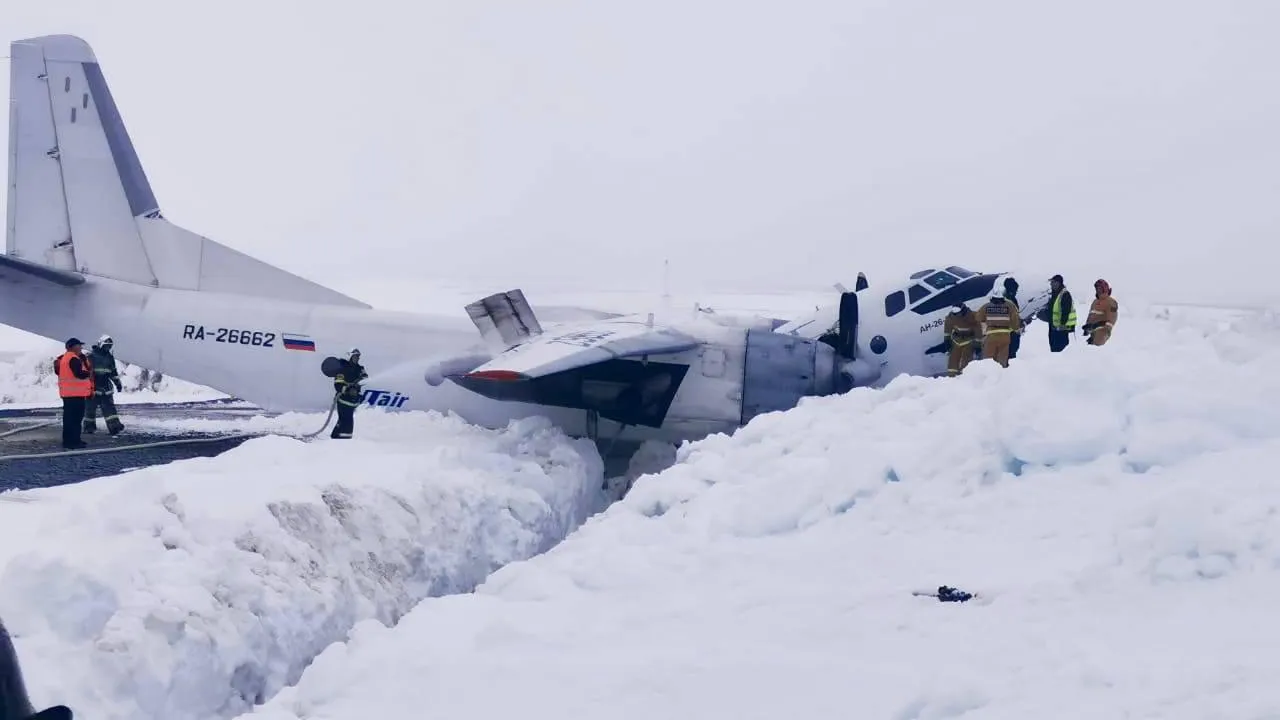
[{"xmin": 1039, "ymin": 274, "xmax": 1077, "ymax": 352}]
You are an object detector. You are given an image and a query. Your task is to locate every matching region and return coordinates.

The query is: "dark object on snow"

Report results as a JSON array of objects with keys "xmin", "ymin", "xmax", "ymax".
[
  {"xmin": 0, "ymin": 616, "xmax": 73, "ymax": 720},
  {"xmin": 913, "ymin": 585, "xmax": 975, "ymax": 603},
  {"xmin": 935, "ymin": 586, "xmax": 973, "ymax": 602}
]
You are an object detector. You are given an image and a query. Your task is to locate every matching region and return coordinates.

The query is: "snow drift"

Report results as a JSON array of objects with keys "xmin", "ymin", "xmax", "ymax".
[
  {"xmin": 0, "ymin": 411, "xmax": 605, "ymax": 720},
  {"xmin": 239, "ymin": 305, "xmax": 1280, "ymax": 720},
  {"xmin": 0, "ymin": 345, "xmax": 223, "ymax": 406}
]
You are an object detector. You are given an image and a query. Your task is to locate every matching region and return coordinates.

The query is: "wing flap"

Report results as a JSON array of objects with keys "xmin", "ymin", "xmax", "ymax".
[{"xmin": 463, "ymin": 318, "xmax": 699, "ymax": 379}]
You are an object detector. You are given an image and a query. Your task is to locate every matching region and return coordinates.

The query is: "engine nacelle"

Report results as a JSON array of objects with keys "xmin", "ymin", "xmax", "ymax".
[{"xmin": 739, "ymin": 329, "xmax": 840, "ymax": 425}]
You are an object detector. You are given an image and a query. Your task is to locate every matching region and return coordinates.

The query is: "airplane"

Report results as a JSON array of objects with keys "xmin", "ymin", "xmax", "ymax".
[{"xmin": 0, "ymin": 34, "xmax": 1054, "ymax": 450}]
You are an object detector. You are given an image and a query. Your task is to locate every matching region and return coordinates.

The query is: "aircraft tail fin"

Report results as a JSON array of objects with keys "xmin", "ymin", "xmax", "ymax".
[{"xmin": 6, "ymin": 35, "xmax": 368, "ymax": 308}]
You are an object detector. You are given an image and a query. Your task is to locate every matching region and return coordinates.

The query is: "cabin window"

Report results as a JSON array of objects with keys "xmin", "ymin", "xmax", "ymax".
[
  {"xmin": 907, "ymin": 283, "xmax": 930, "ymax": 303},
  {"xmin": 885, "ymin": 290, "xmax": 906, "ymax": 317},
  {"xmin": 909, "ymin": 268, "xmax": 935, "ymax": 280},
  {"xmin": 946, "ymin": 266, "xmax": 976, "ymax": 278},
  {"xmin": 923, "ymin": 271, "xmax": 958, "ymax": 290}
]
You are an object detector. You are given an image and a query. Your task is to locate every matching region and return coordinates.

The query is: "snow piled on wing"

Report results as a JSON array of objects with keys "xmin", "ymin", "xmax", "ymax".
[
  {"xmin": 0, "ymin": 344, "xmax": 225, "ymax": 406},
  {"xmin": 0, "ymin": 412, "xmax": 604, "ymax": 720},
  {"xmin": 245, "ymin": 306, "xmax": 1280, "ymax": 720}
]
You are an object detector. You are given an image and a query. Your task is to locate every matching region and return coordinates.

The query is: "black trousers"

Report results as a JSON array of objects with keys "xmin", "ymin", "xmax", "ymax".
[
  {"xmin": 1008, "ymin": 331, "xmax": 1021, "ymax": 359},
  {"xmin": 85, "ymin": 392, "xmax": 123, "ymax": 433},
  {"xmin": 332, "ymin": 402, "xmax": 356, "ymax": 438},
  {"xmin": 61, "ymin": 397, "xmax": 86, "ymax": 447},
  {"xmin": 1048, "ymin": 328, "xmax": 1071, "ymax": 352}
]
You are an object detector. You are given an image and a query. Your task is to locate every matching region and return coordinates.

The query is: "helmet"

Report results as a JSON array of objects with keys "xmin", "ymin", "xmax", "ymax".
[
  {"xmin": 347, "ymin": 348, "xmax": 361, "ymax": 360},
  {"xmin": 98, "ymin": 334, "xmax": 113, "ymax": 346}
]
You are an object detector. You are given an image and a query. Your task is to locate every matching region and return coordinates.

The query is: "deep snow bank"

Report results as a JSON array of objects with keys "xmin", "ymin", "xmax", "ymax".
[
  {"xmin": 0, "ymin": 345, "xmax": 224, "ymax": 406},
  {"xmin": 0, "ymin": 411, "xmax": 604, "ymax": 720},
  {"xmin": 244, "ymin": 306, "xmax": 1280, "ymax": 720}
]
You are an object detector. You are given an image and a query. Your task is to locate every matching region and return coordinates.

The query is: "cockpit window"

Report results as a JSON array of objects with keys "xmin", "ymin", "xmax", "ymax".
[
  {"xmin": 909, "ymin": 268, "xmax": 935, "ymax": 280},
  {"xmin": 923, "ymin": 271, "xmax": 959, "ymax": 290},
  {"xmin": 885, "ymin": 290, "xmax": 906, "ymax": 317},
  {"xmin": 907, "ymin": 283, "xmax": 930, "ymax": 303},
  {"xmin": 945, "ymin": 266, "xmax": 976, "ymax": 278}
]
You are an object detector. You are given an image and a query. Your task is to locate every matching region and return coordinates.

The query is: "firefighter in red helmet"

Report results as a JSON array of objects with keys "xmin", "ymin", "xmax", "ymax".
[{"xmin": 1085, "ymin": 278, "xmax": 1118, "ymax": 345}]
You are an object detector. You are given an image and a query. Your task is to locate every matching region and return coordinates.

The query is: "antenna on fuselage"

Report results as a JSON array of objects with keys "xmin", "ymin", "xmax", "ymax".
[{"xmin": 662, "ymin": 258, "xmax": 671, "ymax": 311}]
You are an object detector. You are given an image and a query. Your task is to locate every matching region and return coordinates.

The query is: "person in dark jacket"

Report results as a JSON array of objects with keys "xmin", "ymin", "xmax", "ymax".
[
  {"xmin": 54, "ymin": 338, "xmax": 92, "ymax": 449},
  {"xmin": 1002, "ymin": 277, "xmax": 1023, "ymax": 359},
  {"xmin": 1037, "ymin": 274, "xmax": 1077, "ymax": 352},
  {"xmin": 84, "ymin": 335, "xmax": 125, "ymax": 436},
  {"xmin": 1, "ymin": 613, "xmax": 73, "ymax": 720},
  {"xmin": 331, "ymin": 349, "xmax": 368, "ymax": 439}
]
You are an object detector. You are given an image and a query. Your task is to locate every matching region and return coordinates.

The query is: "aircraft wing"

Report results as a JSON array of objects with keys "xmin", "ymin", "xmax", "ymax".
[{"xmin": 461, "ymin": 317, "xmax": 700, "ymax": 380}]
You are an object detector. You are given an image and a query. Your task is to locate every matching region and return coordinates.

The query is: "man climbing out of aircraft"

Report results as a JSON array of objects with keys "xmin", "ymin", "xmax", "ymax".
[
  {"xmin": 1038, "ymin": 274, "xmax": 1077, "ymax": 352},
  {"xmin": 54, "ymin": 338, "xmax": 92, "ymax": 449},
  {"xmin": 1084, "ymin": 278, "xmax": 1118, "ymax": 345},
  {"xmin": 943, "ymin": 303, "xmax": 980, "ymax": 376},
  {"xmin": 331, "ymin": 349, "xmax": 368, "ymax": 439},
  {"xmin": 84, "ymin": 335, "xmax": 125, "ymax": 436},
  {"xmin": 975, "ymin": 289, "xmax": 1022, "ymax": 368},
  {"xmin": 1002, "ymin": 277, "xmax": 1024, "ymax": 360}
]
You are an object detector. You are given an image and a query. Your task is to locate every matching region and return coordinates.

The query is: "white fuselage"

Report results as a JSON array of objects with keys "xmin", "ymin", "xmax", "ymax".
[{"xmin": 0, "ymin": 275, "xmax": 754, "ymax": 444}]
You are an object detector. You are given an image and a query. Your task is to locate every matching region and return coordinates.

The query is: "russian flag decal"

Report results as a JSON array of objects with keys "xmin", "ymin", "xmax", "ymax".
[{"xmin": 282, "ymin": 333, "xmax": 316, "ymax": 352}]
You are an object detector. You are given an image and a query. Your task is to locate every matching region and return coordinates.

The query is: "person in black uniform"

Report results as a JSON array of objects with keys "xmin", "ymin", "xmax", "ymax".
[
  {"xmin": 84, "ymin": 335, "xmax": 125, "ymax": 436},
  {"xmin": 331, "ymin": 349, "xmax": 368, "ymax": 439},
  {"xmin": 1003, "ymin": 277, "xmax": 1023, "ymax": 360}
]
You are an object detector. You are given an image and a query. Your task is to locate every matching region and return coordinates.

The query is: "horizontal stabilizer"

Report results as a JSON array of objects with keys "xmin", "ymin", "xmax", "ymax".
[
  {"xmin": 0, "ymin": 253, "xmax": 84, "ymax": 287},
  {"xmin": 462, "ymin": 318, "xmax": 699, "ymax": 380}
]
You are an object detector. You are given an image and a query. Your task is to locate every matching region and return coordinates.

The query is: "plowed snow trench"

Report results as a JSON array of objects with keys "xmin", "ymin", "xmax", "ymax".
[{"xmin": 0, "ymin": 410, "xmax": 637, "ymax": 720}]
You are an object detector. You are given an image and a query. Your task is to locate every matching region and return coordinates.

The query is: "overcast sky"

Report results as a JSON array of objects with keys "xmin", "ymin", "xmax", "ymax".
[{"xmin": 4, "ymin": 0, "xmax": 1279, "ymax": 306}]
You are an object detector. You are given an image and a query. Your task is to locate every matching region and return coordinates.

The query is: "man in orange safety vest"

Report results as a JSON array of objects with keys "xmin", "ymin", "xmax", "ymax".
[{"xmin": 54, "ymin": 337, "xmax": 93, "ymax": 449}]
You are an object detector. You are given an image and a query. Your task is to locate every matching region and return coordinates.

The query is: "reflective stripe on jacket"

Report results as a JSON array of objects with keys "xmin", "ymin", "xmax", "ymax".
[{"xmin": 1051, "ymin": 290, "xmax": 1077, "ymax": 330}]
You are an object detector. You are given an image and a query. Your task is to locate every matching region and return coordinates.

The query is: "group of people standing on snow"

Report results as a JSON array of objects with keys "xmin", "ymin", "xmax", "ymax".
[
  {"xmin": 52, "ymin": 335, "xmax": 126, "ymax": 449},
  {"xmin": 943, "ymin": 274, "xmax": 1118, "ymax": 377}
]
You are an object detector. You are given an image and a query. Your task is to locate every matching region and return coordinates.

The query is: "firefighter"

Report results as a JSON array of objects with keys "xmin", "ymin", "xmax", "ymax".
[
  {"xmin": 943, "ymin": 303, "xmax": 979, "ymax": 376},
  {"xmin": 84, "ymin": 335, "xmax": 125, "ymax": 435},
  {"xmin": 54, "ymin": 338, "xmax": 93, "ymax": 449},
  {"xmin": 331, "ymin": 348, "xmax": 368, "ymax": 439},
  {"xmin": 1002, "ymin": 277, "xmax": 1024, "ymax": 359},
  {"xmin": 1037, "ymin": 274, "xmax": 1077, "ymax": 352},
  {"xmin": 975, "ymin": 289, "xmax": 1022, "ymax": 367},
  {"xmin": 1085, "ymin": 278, "xmax": 1118, "ymax": 345}
]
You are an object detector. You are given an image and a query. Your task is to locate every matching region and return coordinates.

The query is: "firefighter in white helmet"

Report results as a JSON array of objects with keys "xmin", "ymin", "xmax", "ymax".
[
  {"xmin": 975, "ymin": 288, "xmax": 1022, "ymax": 368},
  {"xmin": 330, "ymin": 348, "xmax": 368, "ymax": 439}
]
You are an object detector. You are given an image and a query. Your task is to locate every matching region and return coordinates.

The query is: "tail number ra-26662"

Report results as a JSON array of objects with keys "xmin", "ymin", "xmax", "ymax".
[{"xmin": 182, "ymin": 324, "xmax": 276, "ymax": 347}]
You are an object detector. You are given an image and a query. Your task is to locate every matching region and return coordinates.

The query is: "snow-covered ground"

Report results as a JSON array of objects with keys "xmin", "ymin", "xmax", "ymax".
[
  {"xmin": 0, "ymin": 410, "xmax": 607, "ymax": 720},
  {"xmin": 225, "ymin": 302, "xmax": 1280, "ymax": 720},
  {"xmin": 4, "ymin": 296, "xmax": 1280, "ymax": 720}
]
